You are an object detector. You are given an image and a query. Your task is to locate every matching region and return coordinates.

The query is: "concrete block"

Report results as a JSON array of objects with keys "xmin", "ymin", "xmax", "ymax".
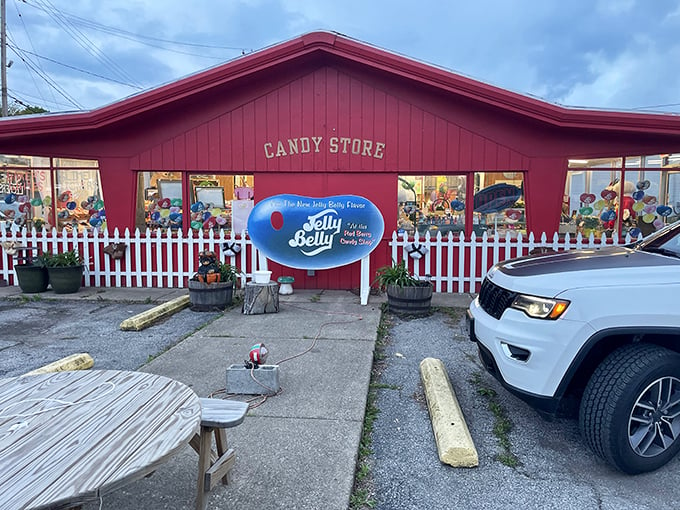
[
  {"xmin": 226, "ymin": 364, "xmax": 280, "ymax": 395},
  {"xmin": 419, "ymin": 357, "xmax": 478, "ymax": 467}
]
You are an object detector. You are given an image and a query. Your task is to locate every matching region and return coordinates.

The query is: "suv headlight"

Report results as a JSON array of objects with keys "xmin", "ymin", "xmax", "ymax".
[{"xmin": 511, "ymin": 294, "xmax": 570, "ymax": 320}]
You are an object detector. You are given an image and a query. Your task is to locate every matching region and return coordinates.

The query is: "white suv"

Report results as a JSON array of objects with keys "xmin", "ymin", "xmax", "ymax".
[{"xmin": 467, "ymin": 220, "xmax": 680, "ymax": 474}]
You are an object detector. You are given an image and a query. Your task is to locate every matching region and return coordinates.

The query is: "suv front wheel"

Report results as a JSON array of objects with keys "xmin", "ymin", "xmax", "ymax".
[{"xmin": 579, "ymin": 343, "xmax": 680, "ymax": 474}]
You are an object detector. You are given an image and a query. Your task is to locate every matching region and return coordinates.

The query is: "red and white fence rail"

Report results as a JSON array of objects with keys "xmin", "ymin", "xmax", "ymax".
[
  {"xmin": 388, "ymin": 230, "xmax": 640, "ymax": 294},
  {"xmin": 0, "ymin": 228, "xmax": 639, "ymax": 293}
]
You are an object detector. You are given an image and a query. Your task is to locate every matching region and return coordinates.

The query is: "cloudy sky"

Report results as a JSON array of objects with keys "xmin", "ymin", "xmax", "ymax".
[{"xmin": 5, "ymin": 0, "xmax": 680, "ymax": 113}]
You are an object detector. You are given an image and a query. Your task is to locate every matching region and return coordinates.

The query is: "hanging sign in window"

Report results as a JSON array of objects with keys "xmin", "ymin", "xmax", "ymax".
[{"xmin": 247, "ymin": 194, "xmax": 384, "ymax": 270}]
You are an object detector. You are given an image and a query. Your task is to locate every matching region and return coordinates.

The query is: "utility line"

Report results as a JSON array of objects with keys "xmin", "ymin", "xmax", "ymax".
[
  {"xmin": 12, "ymin": 0, "xmax": 53, "ymax": 106},
  {"xmin": 32, "ymin": 0, "xmax": 141, "ymax": 87},
  {"xmin": 7, "ymin": 39, "xmax": 81, "ymax": 108},
  {"xmin": 9, "ymin": 43, "xmax": 142, "ymax": 88}
]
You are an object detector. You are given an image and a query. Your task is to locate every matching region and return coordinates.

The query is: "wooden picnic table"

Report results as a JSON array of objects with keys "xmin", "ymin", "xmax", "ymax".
[{"xmin": 0, "ymin": 369, "xmax": 201, "ymax": 510}]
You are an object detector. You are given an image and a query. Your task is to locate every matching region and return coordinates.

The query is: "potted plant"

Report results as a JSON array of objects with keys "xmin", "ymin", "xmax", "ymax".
[
  {"xmin": 14, "ymin": 250, "xmax": 50, "ymax": 293},
  {"xmin": 43, "ymin": 249, "xmax": 85, "ymax": 294},
  {"xmin": 188, "ymin": 250, "xmax": 241, "ymax": 311},
  {"xmin": 374, "ymin": 259, "xmax": 433, "ymax": 316}
]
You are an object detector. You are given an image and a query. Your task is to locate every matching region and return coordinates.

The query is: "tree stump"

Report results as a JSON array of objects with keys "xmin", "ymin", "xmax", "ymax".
[{"xmin": 243, "ymin": 282, "xmax": 279, "ymax": 315}]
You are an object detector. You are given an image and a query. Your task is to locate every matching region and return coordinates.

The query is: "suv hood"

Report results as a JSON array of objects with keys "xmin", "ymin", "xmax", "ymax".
[{"xmin": 489, "ymin": 246, "xmax": 680, "ymax": 296}]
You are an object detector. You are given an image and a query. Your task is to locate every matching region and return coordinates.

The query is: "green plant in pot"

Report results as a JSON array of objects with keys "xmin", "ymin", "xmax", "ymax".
[
  {"xmin": 14, "ymin": 250, "xmax": 49, "ymax": 293},
  {"xmin": 43, "ymin": 249, "xmax": 85, "ymax": 294},
  {"xmin": 374, "ymin": 259, "xmax": 433, "ymax": 316},
  {"xmin": 188, "ymin": 250, "xmax": 242, "ymax": 311}
]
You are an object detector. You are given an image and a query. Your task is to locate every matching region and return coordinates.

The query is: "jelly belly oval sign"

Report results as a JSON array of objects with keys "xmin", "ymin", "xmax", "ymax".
[{"xmin": 247, "ymin": 194, "xmax": 384, "ymax": 270}]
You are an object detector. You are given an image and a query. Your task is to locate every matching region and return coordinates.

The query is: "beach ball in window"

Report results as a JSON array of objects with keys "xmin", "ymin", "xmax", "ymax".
[
  {"xmin": 43, "ymin": 196, "xmax": 52, "ymax": 206},
  {"xmin": 593, "ymin": 199, "xmax": 606, "ymax": 210},
  {"xmin": 202, "ymin": 211, "xmax": 212, "ymax": 221},
  {"xmin": 169, "ymin": 212, "xmax": 181, "ymax": 221},
  {"xmin": 643, "ymin": 204, "xmax": 656, "ymax": 214},
  {"xmin": 89, "ymin": 217, "xmax": 102, "ymax": 227},
  {"xmin": 18, "ymin": 202, "xmax": 31, "ymax": 213},
  {"xmin": 160, "ymin": 209, "xmax": 170, "ymax": 218},
  {"xmin": 190, "ymin": 220, "xmax": 202, "ymax": 230},
  {"xmin": 215, "ymin": 215, "xmax": 227, "ymax": 225},
  {"xmin": 600, "ymin": 210, "xmax": 616, "ymax": 222},
  {"xmin": 169, "ymin": 206, "xmax": 180, "ymax": 213},
  {"xmin": 653, "ymin": 218, "xmax": 665, "ymax": 229},
  {"xmin": 57, "ymin": 210, "xmax": 70, "ymax": 219},
  {"xmin": 642, "ymin": 213, "xmax": 655, "ymax": 223},
  {"xmin": 579, "ymin": 206, "xmax": 593, "ymax": 215},
  {"xmin": 171, "ymin": 198, "xmax": 182, "ymax": 207},
  {"xmin": 158, "ymin": 198, "xmax": 171, "ymax": 209},
  {"xmin": 632, "ymin": 190, "xmax": 645, "ymax": 201},
  {"xmin": 632, "ymin": 201, "xmax": 645, "ymax": 212},
  {"xmin": 210, "ymin": 208, "xmax": 222, "ymax": 217},
  {"xmin": 629, "ymin": 227, "xmax": 642, "ymax": 238},
  {"xmin": 151, "ymin": 211, "xmax": 161, "ymax": 221},
  {"xmin": 30, "ymin": 197, "xmax": 42, "ymax": 206},
  {"xmin": 203, "ymin": 217, "xmax": 217, "ymax": 229},
  {"xmin": 66, "ymin": 201, "xmax": 77, "ymax": 210},
  {"xmin": 17, "ymin": 195, "xmax": 28, "ymax": 203},
  {"xmin": 94, "ymin": 200, "xmax": 104, "ymax": 209},
  {"xmin": 637, "ymin": 180, "xmax": 651, "ymax": 190},
  {"xmin": 4, "ymin": 193, "xmax": 16, "ymax": 204}
]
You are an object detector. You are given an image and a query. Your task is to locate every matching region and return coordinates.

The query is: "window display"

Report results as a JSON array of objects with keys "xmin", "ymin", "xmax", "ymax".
[
  {"xmin": 563, "ymin": 155, "xmax": 680, "ymax": 238},
  {"xmin": 397, "ymin": 175, "xmax": 467, "ymax": 236},
  {"xmin": 0, "ymin": 155, "xmax": 103, "ymax": 233},
  {"xmin": 473, "ymin": 172, "xmax": 525, "ymax": 238},
  {"xmin": 138, "ymin": 172, "xmax": 254, "ymax": 232}
]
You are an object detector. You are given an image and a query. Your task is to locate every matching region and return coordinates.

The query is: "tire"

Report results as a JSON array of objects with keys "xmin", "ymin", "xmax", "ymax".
[{"xmin": 579, "ymin": 343, "xmax": 680, "ymax": 474}]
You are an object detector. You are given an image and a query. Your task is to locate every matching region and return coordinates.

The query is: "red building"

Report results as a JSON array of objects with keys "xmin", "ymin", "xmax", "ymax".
[{"xmin": 2, "ymin": 31, "xmax": 680, "ymax": 290}]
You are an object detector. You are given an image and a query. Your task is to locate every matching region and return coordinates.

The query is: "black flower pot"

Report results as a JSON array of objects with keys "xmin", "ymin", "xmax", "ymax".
[
  {"xmin": 14, "ymin": 264, "xmax": 49, "ymax": 293},
  {"xmin": 47, "ymin": 265, "xmax": 84, "ymax": 294}
]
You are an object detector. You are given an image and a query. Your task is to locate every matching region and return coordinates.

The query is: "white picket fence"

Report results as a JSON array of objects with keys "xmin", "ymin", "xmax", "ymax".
[
  {"xmin": 0, "ymin": 228, "xmax": 261, "ymax": 289},
  {"xmin": 389, "ymin": 230, "xmax": 640, "ymax": 294},
  {"xmin": 0, "ymin": 227, "xmax": 638, "ymax": 293}
]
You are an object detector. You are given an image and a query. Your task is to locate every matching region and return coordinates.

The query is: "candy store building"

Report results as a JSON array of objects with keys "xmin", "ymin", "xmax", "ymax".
[{"xmin": 2, "ymin": 31, "xmax": 680, "ymax": 290}]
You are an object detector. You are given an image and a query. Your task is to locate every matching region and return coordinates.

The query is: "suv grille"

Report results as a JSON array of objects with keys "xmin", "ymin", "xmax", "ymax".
[{"xmin": 478, "ymin": 278, "xmax": 518, "ymax": 320}]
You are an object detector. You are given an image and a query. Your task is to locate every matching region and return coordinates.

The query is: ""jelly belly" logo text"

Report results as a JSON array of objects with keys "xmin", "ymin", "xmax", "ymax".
[
  {"xmin": 248, "ymin": 194, "xmax": 384, "ymax": 270},
  {"xmin": 288, "ymin": 210, "xmax": 342, "ymax": 256}
]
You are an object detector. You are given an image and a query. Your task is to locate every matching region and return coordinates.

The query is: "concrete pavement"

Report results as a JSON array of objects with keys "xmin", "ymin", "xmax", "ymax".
[{"xmin": 0, "ymin": 283, "xmax": 472, "ymax": 509}]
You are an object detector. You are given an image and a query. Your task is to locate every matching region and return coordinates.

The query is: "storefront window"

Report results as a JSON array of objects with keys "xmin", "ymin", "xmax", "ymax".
[
  {"xmin": 562, "ymin": 154, "xmax": 680, "ymax": 238},
  {"xmin": 473, "ymin": 172, "xmax": 525, "ymax": 238},
  {"xmin": 0, "ymin": 155, "xmax": 103, "ymax": 232},
  {"xmin": 54, "ymin": 159, "xmax": 105, "ymax": 232},
  {"xmin": 137, "ymin": 171, "xmax": 183, "ymax": 230},
  {"xmin": 188, "ymin": 174, "xmax": 253, "ymax": 232},
  {"xmin": 137, "ymin": 172, "xmax": 254, "ymax": 232},
  {"xmin": 397, "ymin": 175, "xmax": 466, "ymax": 237}
]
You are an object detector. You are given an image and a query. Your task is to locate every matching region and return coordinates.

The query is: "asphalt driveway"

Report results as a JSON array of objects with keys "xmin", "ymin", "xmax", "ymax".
[{"xmin": 368, "ymin": 309, "xmax": 680, "ymax": 510}]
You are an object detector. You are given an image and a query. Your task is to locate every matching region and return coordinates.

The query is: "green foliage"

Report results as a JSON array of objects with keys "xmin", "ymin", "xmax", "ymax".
[
  {"xmin": 8, "ymin": 102, "xmax": 48, "ymax": 116},
  {"xmin": 374, "ymin": 260, "xmax": 420, "ymax": 288},
  {"xmin": 42, "ymin": 249, "xmax": 83, "ymax": 267},
  {"xmin": 218, "ymin": 261, "xmax": 241, "ymax": 283}
]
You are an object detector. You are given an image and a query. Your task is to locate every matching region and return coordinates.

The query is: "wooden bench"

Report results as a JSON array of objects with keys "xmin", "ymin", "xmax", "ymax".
[{"xmin": 190, "ymin": 398, "xmax": 249, "ymax": 510}]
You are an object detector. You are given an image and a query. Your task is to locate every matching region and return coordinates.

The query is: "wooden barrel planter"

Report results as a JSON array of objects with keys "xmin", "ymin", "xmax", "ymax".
[
  {"xmin": 386, "ymin": 281, "xmax": 433, "ymax": 316},
  {"xmin": 189, "ymin": 280, "xmax": 234, "ymax": 311}
]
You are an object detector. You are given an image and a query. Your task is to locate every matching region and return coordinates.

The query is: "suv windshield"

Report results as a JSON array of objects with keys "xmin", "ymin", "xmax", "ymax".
[{"xmin": 635, "ymin": 220, "xmax": 680, "ymax": 258}]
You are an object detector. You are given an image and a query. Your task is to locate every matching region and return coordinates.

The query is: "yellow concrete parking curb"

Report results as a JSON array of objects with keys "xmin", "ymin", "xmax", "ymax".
[
  {"xmin": 23, "ymin": 353, "xmax": 95, "ymax": 376},
  {"xmin": 419, "ymin": 357, "xmax": 479, "ymax": 467},
  {"xmin": 119, "ymin": 295, "xmax": 191, "ymax": 331}
]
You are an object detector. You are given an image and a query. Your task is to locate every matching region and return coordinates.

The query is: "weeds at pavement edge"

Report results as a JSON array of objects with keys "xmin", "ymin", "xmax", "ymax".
[
  {"xmin": 349, "ymin": 303, "xmax": 393, "ymax": 510},
  {"xmin": 469, "ymin": 371, "xmax": 520, "ymax": 468}
]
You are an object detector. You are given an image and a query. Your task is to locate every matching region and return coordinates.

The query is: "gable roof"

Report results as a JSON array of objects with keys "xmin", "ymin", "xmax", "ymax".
[{"xmin": 2, "ymin": 30, "xmax": 680, "ymax": 139}]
